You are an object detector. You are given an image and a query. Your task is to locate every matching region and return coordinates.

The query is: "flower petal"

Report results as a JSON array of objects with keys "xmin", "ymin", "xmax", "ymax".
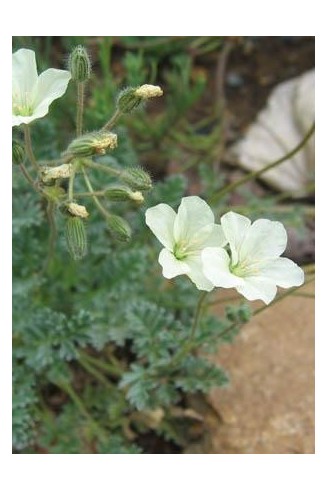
[
  {"xmin": 240, "ymin": 219, "xmax": 287, "ymax": 262},
  {"xmin": 201, "ymin": 247, "xmax": 244, "ymax": 288},
  {"xmin": 12, "ymin": 114, "xmax": 41, "ymax": 127},
  {"xmin": 236, "ymin": 277, "xmax": 277, "ymax": 304},
  {"xmin": 32, "ymin": 68, "xmax": 71, "ymax": 118},
  {"xmin": 174, "ymin": 196, "xmax": 215, "ymax": 247},
  {"xmin": 221, "ymin": 211, "xmax": 251, "ymax": 265},
  {"xmin": 158, "ymin": 248, "xmax": 190, "ymax": 278},
  {"xmin": 145, "ymin": 204, "xmax": 176, "ymax": 251},
  {"xmin": 12, "ymin": 49, "xmax": 38, "ymax": 97},
  {"xmin": 259, "ymin": 257, "xmax": 304, "ymax": 288},
  {"xmin": 184, "ymin": 254, "xmax": 214, "ymax": 291},
  {"xmin": 201, "ymin": 224, "xmax": 227, "ymax": 248}
]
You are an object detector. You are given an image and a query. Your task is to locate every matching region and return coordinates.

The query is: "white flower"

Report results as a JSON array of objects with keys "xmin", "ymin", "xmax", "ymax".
[
  {"xmin": 201, "ymin": 211, "xmax": 305, "ymax": 304},
  {"xmin": 145, "ymin": 196, "xmax": 227, "ymax": 291},
  {"xmin": 12, "ymin": 48, "xmax": 71, "ymax": 127}
]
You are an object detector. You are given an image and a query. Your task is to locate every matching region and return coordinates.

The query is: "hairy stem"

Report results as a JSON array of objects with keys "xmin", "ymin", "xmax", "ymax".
[
  {"xmin": 210, "ymin": 122, "xmax": 315, "ymax": 204},
  {"xmin": 82, "ymin": 167, "xmax": 110, "ymax": 218},
  {"xmin": 169, "ymin": 291, "xmax": 209, "ymax": 367},
  {"xmin": 23, "ymin": 125, "xmax": 39, "ymax": 174},
  {"xmin": 84, "ymin": 159, "xmax": 120, "ymax": 176},
  {"xmin": 76, "ymin": 82, "xmax": 85, "ymax": 137},
  {"xmin": 19, "ymin": 162, "xmax": 39, "ymax": 191},
  {"xmin": 102, "ymin": 108, "xmax": 122, "ymax": 131}
]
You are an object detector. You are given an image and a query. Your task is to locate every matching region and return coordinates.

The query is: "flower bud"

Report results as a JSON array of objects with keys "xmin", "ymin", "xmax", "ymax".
[
  {"xmin": 41, "ymin": 164, "xmax": 73, "ymax": 183},
  {"xmin": 119, "ymin": 167, "xmax": 152, "ymax": 191},
  {"xmin": 107, "ymin": 215, "xmax": 132, "ymax": 242},
  {"xmin": 134, "ymin": 84, "xmax": 163, "ymax": 99},
  {"xmin": 65, "ymin": 216, "xmax": 88, "ymax": 260},
  {"xmin": 117, "ymin": 87, "xmax": 142, "ymax": 113},
  {"xmin": 69, "ymin": 45, "xmax": 91, "ymax": 82},
  {"xmin": 64, "ymin": 131, "xmax": 118, "ymax": 159},
  {"xmin": 67, "ymin": 202, "xmax": 89, "ymax": 218},
  {"xmin": 104, "ymin": 185, "xmax": 144, "ymax": 204},
  {"xmin": 12, "ymin": 140, "xmax": 25, "ymax": 165}
]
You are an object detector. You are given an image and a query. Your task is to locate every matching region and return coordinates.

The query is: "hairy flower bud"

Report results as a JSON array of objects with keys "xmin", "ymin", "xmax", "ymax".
[
  {"xmin": 104, "ymin": 185, "xmax": 144, "ymax": 204},
  {"xmin": 12, "ymin": 140, "xmax": 25, "ymax": 165},
  {"xmin": 65, "ymin": 216, "xmax": 88, "ymax": 260},
  {"xmin": 117, "ymin": 84, "xmax": 163, "ymax": 113},
  {"xmin": 41, "ymin": 164, "xmax": 73, "ymax": 183},
  {"xmin": 107, "ymin": 215, "xmax": 132, "ymax": 242},
  {"xmin": 134, "ymin": 84, "xmax": 163, "ymax": 99},
  {"xmin": 67, "ymin": 202, "xmax": 89, "ymax": 218},
  {"xmin": 120, "ymin": 167, "xmax": 152, "ymax": 191},
  {"xmin": 117, "ymin": 87, "xmax": 142, "ymax": 113},
  {"xmin": 69, "ymin": 45, "xmax": 91, "ymax": 82},
  {"xmin": 64, "ymin": 131, "xmax": 118, "ymax": 159}
]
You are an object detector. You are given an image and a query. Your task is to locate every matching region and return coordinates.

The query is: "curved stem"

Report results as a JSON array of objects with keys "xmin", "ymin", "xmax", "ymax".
[
  {"xmin": 82, "ymin": 167, "xmax": 110, "ymax": 218},
  {"xmin": 19, "ymin": 162, "xmax": 39, "ymax": 190},
  {"xmin": 76, "ymin": 82, "xmax": 85, "ymax": 137},
  {"xmin": 23, "ymin": 125, "xmax": 39, "ymax": 174},
  {"xmin": 210, "ymin": 122, "xmax": 315, "ymax": 204},
  {"xmin": 84, "ymin": 159, "xmax": 120, "ymax": 176},
  {"xmin": 102, "ymin": 108, "xmax": 122, "ymax": 131},
  {"xmin": 169, "ymin": 291, "xmax": 209, "ymax": 367}
]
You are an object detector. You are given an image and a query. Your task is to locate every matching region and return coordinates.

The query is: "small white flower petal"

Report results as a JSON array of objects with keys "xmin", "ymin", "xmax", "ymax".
[
  {"xmin": 33, "ymin": 68, "xmax": 71, "ymax": 117},
  {"xmin": 202, "ymin": 247, "xmax": 244, "ymax": 288},
  {"xmin": 158, "ymin": 248, "xmax": 190, "ymax": 279},
  {"xmin": 184, "ymin": 254, "xmax": 214, "ymax": 291},
  {"xmin": 145, "ymin": 204, "xmax": 176, "ymax": 251},
  {"xmin": 201, "ymin": 224, "xmax": 227, "ymax": 248},
  {"xmin": 240, "ymin": 218, "xmax": 287, "ymax": 262},
  {"xmin": 221, "ymin": 211, "xmax": 251, "ymax": 265},
  {"xmin": 259, "ymin": 257, "xmax": 304, "ymax": 288},
  {"xmin": 236, "ymin": 277, "xmax": 277, "ymax": 304},
  {"xmin": 12, "ymin": 48, "xmax": 38, "ymax": 97},
  {"xmin": 12, "ymin": 114, "xmax": 40, "ymax": 127},
  {"xmin": 174, "ymin": 196, "xmax": 215, "ymax": 245}
]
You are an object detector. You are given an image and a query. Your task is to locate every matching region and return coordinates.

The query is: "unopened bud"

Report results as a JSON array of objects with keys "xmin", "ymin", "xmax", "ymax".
[
  {"xmin": 69, "ymin": 45, "xmax": 91, "ymax": 82},
  {"xmin": 12, "ymin": 140, "xmax": 25, "ymax": 165},
  {"xmin": 67, "ymin": 202, "xmax": 89, "ymax": 218},
  {"xmin": 120, "ymin": 167, "xmax": 152, "ymax": 191},
  {"xmin": 65, "ymin": 216, "xmax": 88, "ymax": 260},
  {"xmin": 107, "ymin": 215, "xmax": 132, "ymax": 242},
  {"xmin": 117, "ymin": 85, "xmax": 163, "ymax": 114},
  {"xmin": 104, "ymin": 185, "xmax": 144, "ymax": 204},
  {"xmin": 64, "ymin": 131, "xmax": 117, "ymax": 159},
  {"xmin": 41, "ymin": 164, "xmax": 73, "ymax": 183},
  {"xmin": 134, "ymin": 84, "xmax": 163, "ymax": 99},
  {"xmin": 117, "ymin": 87, "xmax": 142, "ymax": 113}
]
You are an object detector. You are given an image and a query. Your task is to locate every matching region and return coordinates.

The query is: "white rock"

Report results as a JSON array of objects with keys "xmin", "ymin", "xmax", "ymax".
[{"xmin": 231, "ymin": 70, "xmax": 315, "ymax": 197}]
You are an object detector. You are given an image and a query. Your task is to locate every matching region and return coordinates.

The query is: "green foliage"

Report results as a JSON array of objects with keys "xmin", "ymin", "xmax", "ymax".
[{"xmin": 12, "ymin": 366, "xmax": 38, "ymax": 451}]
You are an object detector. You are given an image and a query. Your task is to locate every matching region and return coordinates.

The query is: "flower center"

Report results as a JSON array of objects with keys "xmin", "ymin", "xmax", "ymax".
[
  {"xmin": 12, "ymin": 92, "xmax": 34, "ymax": 117},
  {"xmin": 230, "ymin": 260, "xmax": 258, "ymax": 277},
  {"xmin": 173, "ymin": 241, "xmax": 189, "ymax": 260}
]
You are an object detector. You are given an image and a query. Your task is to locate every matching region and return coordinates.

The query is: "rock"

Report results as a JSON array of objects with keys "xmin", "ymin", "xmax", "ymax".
[
  {"xmin": 230, "ymin": 70, "xmax": 315, "ymax": 197},
  {"xmin": 186, "ymin": 280, "xmax": 314, "ymax": 454}
]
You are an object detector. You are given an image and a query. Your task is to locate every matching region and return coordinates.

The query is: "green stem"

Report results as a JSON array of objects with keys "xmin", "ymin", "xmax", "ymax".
[
  {"xmin": 19, "ymin": 162, "xmax": 39, "ymax": 190},
  {"xmin": 210, "ymin": 122, "xmax": 315, "ymax": 204},
  {"xmin": 82, "ymin": 167, "xmax": 110, "ymax": 218},
  {"xmin": 102, "ymin": 108, "xmax": 122, "ymax": 131},
  {"xmin": 42, "ymin": 200, "xmax": 57, "ymax": 272},
  {"xmin": 84, "ymin": 159, "xmax": 120, "ymax": 176},
  {"xmin": 78, "ymin": 356, "xmax": 114, "ymax": 389},
  {"xmin": 55, "ymin": 380, "xmax": 103, "ymax": 437},
  {"xmin": 76, "ymin": 82, "xmax": 85, "ymax": 137},
  {"xmin": 169, "ymin": 291, "xmax": 209, "ymax": 367},
  {"xmin": 68, "ymin": 163, "xmax": 76, "ymax": 202},
  {"xmin": 80, "ymin": 351, "xmax": 123, "ymax": 377},
  {"xmin": 74, "ymin": 190, "xmax": 106, "ymax": 198},
  {"xmin": 23, "ymin": 125, "xmax": 39, "ymax": 174}
]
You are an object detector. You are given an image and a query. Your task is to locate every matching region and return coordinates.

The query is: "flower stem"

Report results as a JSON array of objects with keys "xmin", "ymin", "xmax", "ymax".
[
  {"xmin": 68, "ymin": 163, "xmax": 76, "ymax": 202},
  {"xmin": 23, "ymin": 125, "xmax": 39, "ymax": 174},
  {"xmin": 79, "ymin": 351, "xmax": 123, "ymax": 377},
  {"xmin": 84, "ymin": 159, "xmax": 120, "ymax": 176},
  {"xmin": 76, "ymin": 82, "xmax": 85, "ymax": 137},
  {"xmin": 42, "ymin": 200, "xmax": 57, "ymax": 273},
  {"xmin": 19, "ymin": 163, "xmax": 39, "ymax": 191},
  {"xmin": 82, "ymin": 167, "xmax": 110, "ymax": 218},
  {"xmin": 210, "ymin": 122, "xmax": 315, "ymax": 204},
  {"xmin": 169, "ymin": 291, "xmax": 209, "ymax": 367},
  {"xmin": 102, "ymin": 108, "xmax": 122, "ymax": 131}
]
